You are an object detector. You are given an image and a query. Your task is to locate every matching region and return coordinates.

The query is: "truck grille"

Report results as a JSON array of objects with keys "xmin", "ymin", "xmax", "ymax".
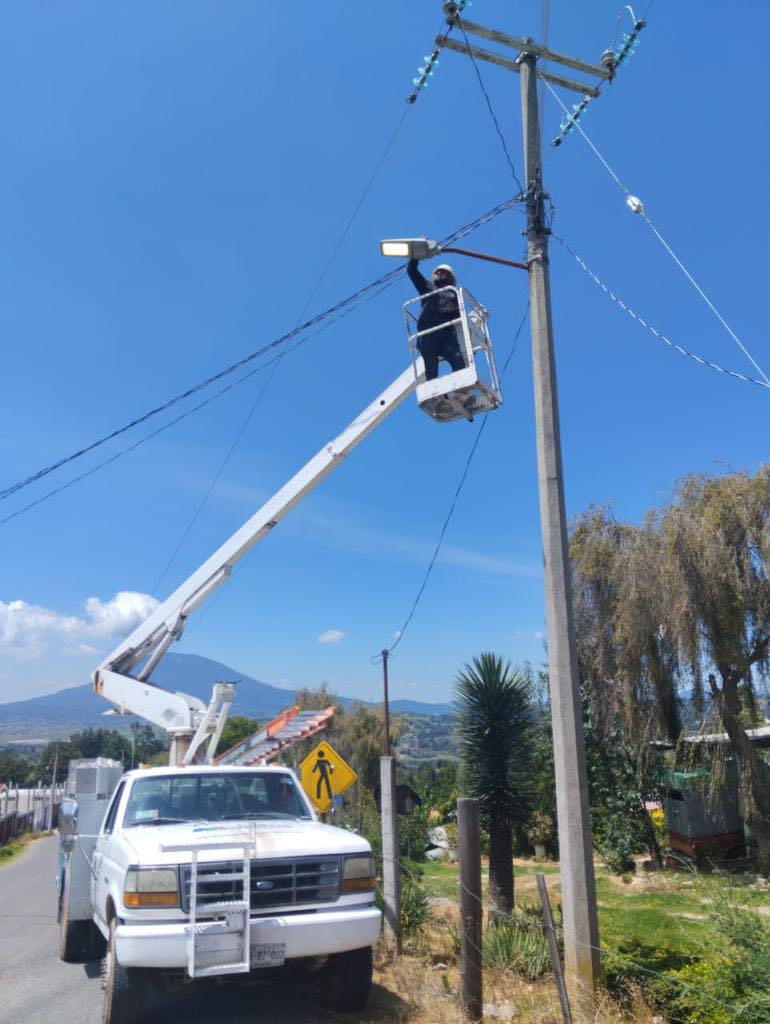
[{"xmin": 181, "ymin": 856, "xmax": 341, "ymax": 913}]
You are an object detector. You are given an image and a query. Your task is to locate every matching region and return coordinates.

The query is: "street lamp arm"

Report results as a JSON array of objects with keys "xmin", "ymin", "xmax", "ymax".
[{"xmin": 440, "ymin": 245, "xmax": 528, "ymax": 271}]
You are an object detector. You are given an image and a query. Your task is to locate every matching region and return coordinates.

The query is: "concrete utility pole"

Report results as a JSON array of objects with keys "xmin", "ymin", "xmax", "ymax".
[
  {"xmin": 379, "ymin": 756, "xmax": 402, "ymax": 954},
  {"xmin": 381, "ymin": 648, "xmax": 392, "ymax": 757},
  {"xmin": 519, "ymin": 51, "xmax": 600, "ymax": 1016}
]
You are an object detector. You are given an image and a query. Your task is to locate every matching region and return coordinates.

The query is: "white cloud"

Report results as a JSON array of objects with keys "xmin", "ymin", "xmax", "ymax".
[
  {"xmin": 317, "ymin": 629, "xmax": 345, "ymax": 645},
  {"xmin": 0, "ymin": 592, "xmax": 159, "ymax": 659},
  {"xmin": 73, "ymin": 643, "xmax": 101, "ymax": 656}
]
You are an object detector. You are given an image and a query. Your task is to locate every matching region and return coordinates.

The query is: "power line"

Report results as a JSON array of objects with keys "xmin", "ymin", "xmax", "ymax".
[
  {"xmin": 456, "ymin": 20, "xmax": 524, "ymax": 193},
  {"xmin": 0, "ymin": 328, "xmax": 328, "ymax": 528},
  {"xmin": 554, "ymin": 234, "xmax": 770, "ymax": 391},
  {"xmin": 543, "ymin": 77, "xmax": 770, "ymax": 386},
  {"xmin": 0, "ymin": 196, "xmax": 526, "ymax": 527},
  {"xmin": 151, "ymin": 106, "xmax": 412, "ymax": 595},
  {"xmin": 0, "ymin": 194, "xmax": 525, "ymax": 510},
  {"xmin": 379, "ymin": 303, "xmax": 530, "ymax": 661}
]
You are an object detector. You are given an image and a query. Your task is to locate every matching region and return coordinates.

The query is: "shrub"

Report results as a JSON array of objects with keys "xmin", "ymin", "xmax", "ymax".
[
  {"xmin": 481, "ymin": 907, "xmax": 551, "ymax": 979},
  {"xmin": 668, "ymin": 904, "xmax": 770, "ymax": 1024},
  {"xmin": 400, "ymin": 878, "xmax": 431, "ymax": 938}
]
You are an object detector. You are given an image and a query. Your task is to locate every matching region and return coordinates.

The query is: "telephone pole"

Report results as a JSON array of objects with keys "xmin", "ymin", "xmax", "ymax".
[{"xmin": 439, "ymin": 12, "xmax": 608, "ymax": 1017}]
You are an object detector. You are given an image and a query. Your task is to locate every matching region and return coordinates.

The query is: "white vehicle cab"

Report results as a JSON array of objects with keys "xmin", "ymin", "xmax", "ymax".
[{"xmin": 62, "ymin": 763, "xmax": 378, "ymax": 1022}]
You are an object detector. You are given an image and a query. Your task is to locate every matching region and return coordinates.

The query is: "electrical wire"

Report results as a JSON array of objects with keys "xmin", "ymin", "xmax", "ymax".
[
  {"xmin": 151, "ymin": 105, "xmax": 412, "ymax": 595},
  {"xmin": 553, "ymin": 234, "xmax": 770, "ymax": 391},
  {"xmin": 0, "ymin": 195, "xmax": 526, "ymax": 528},
  {"xmin": 0, "ymin": 194, "xmax": 525, "ymax": 511},
  {"xmin": 377, "ymin": 303, "xmax": 530, "ymax": 662},
  {"xmin": 456, "ymin": 20, "xmax": 524, "ymax": 193},
  {"xmin": 0, "ymin": 327, "xmax": 330, "ymax": 528},
  {"xmin": 542, "ymin": 78, "xmax": 770, "ymax": 386}
]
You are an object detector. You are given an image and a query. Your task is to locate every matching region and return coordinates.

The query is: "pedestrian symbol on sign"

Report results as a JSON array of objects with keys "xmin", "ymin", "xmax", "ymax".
[{"xmin": 312, "ymin": 747, "xmax": 334, "ymax": 804}]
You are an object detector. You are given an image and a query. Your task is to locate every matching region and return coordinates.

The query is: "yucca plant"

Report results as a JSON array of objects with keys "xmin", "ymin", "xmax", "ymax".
[{"xmin": 455, "ymin": 653, "xmax": 534, "ymax": 920}]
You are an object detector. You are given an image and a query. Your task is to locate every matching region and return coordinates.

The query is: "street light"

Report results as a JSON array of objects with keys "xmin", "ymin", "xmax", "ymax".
[{"xmin": 380, "ymin": 236, "xmax": 528, "ymax": 272}]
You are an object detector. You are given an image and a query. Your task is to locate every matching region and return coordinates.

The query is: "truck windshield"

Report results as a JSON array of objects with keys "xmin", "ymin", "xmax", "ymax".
[{"xmin": 123, "ymin": 772, "xmax": 312, "ymax": 827}]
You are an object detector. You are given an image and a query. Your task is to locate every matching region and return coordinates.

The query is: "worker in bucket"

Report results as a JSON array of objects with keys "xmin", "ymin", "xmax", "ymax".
[{"xmin": 407, "ymin": 257, "xmax": 466, "ymax": 381}]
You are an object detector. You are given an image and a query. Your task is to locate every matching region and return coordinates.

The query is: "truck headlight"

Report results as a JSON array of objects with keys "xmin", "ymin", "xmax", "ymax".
[
  {"xmin": 124, "ymin": 868, "xmax": 179, "ymax": 908},
  {"xmin": 341, "ymin": 854, "xmax": 375, "ymax": 893}
]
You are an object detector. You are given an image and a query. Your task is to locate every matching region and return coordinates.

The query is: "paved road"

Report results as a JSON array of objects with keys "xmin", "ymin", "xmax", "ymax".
[{"xmin": 0, "ymin": 836, "xmax": 396, "ymax": 1024}]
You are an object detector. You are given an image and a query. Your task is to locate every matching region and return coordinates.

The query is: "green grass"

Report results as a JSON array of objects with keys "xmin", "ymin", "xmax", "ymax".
[
  {"xmin": 421, "ymin": 857, "xmax": 561, "ymax": 902},
  {"xmin": 0, "ymin": 832, "xmax": 40, "ymax": 867}
]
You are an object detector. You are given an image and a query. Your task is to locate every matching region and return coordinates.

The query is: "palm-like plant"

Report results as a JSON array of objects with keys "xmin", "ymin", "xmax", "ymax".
[{"xmin": 455, "ymin": 653, "xmax": 534, "ymax": 920}]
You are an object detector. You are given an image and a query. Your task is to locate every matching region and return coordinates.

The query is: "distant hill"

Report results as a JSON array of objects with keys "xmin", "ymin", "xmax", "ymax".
[{"xmin": 0, "ymin": 652, "xmax": 452, "ymax": 741}]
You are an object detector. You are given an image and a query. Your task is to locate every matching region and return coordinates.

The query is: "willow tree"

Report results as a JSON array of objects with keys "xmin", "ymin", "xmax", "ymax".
[
  {"xmin": 455, "ymin": 653, "xmax": 534, "ymax": 919},
  {"xmin": 571, "ymin": 467, "xmax": 770, "ymax": 873},
  {"xmin": 659, "ymin": 468, "xmax": 770, "ymax": 871}
]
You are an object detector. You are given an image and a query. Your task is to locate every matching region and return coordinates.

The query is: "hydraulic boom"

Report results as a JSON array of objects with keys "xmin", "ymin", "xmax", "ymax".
[{"xmin": 93, "ymin": 364, "xmax": 419, "ymax": 764}]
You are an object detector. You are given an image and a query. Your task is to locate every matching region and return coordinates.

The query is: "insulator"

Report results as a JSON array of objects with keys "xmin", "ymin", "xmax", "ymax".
[
  {"xmin": 419, "ymin": 66, "xmax": 428, "ymax": 75},
  {"xmin": 413, "ymin": 77, "xmax": 423, "ymax": 86}
]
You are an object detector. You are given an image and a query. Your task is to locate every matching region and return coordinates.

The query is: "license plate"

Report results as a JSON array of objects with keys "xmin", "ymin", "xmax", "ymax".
[{"xmin": 250, "ymin": 943, "xmax": 285, "ymax": 968}]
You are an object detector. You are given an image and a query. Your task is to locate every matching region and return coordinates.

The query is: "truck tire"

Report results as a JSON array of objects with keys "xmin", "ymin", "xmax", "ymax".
[
  {"xmin": 59, "ymin": 872, "xmax": 92, "ymax": 964},
  {"xmin": 101, "ymin": 918, "xmax": 148, "ymax": 1024},
  {"xmin": 326, "ymin": 946, "xmax": 373, "ymax": 1013}
]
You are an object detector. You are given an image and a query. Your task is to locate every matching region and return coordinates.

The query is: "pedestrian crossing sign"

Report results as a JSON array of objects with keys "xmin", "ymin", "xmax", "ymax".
[{"xmin": 299, "ymin": 741, "xmax": 357, "ymax": 813}]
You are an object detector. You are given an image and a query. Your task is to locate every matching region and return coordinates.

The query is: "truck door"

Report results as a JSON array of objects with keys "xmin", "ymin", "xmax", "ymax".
[{"xmin": 91, "ymin": 780, "xmax": 125, "ymax": 928}]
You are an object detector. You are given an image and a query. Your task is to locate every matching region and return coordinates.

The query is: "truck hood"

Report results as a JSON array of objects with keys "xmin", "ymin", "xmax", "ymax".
[{"xmin": 117, "ymin": 819, "xmax": 371, "ymax": 865}]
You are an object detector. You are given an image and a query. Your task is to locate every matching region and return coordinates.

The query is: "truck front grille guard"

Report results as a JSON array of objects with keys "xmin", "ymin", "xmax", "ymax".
[{"xmin": 180, "ymin": 855, "xmax": 341, "ymax": 914}]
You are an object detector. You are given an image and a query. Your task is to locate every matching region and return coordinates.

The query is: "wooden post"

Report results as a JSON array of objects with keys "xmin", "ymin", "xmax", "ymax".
[
  {"xmin": 536, "ymin": 873, "xmax": 573, "ymax": 1024},
  {"xmin": 458, "ymin": 798, "xmax": 483, "ymax": 1021},
  {"xmin": 380, "ymin": 756, "xmax": 402, "ymax": 953}
]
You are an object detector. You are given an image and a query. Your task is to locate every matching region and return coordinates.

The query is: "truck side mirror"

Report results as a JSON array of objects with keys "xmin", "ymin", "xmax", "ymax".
[{"xmin": 58, "ymin": 798, "xmax": 79, "ymax": 851}]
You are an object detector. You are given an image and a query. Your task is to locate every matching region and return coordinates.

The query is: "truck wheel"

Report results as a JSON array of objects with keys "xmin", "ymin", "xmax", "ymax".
[
  {"xmin": 59, "ymin": 873, "xmax": 91, "ymax": 964},
  {"xmin": 101, "ymin": 918, "xmax": 147, "ymax": 1024},
  {"xmin": 327, "ymin": 946, "xmax": 373, "ymax": 1013}
]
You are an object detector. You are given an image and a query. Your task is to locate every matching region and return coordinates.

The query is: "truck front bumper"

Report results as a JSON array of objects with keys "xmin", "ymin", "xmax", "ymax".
[{"xmin": 115, "ymin": 905, "xmax": 381, "ymax": 970}]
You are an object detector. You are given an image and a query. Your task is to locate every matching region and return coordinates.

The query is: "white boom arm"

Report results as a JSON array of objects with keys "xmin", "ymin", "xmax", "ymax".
[{"xmin": 93, "ymin": 363, "xmax": 419, "ymax": 763}]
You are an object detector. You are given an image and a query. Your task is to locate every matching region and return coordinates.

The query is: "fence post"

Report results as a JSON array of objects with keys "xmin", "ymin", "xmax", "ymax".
[
  {"xmin": 12, "ymin": 785, "xmax": 20, "ymax": 839},
  {"xmin": 380, "ymin": 756, "xmax": 402, "ymax": 954},
  {"xmin": 536, "ymin": 872, "xmax": 573, "ymax": 1024},
  {"xmin": 458, "ymin": 797, "xmax": 483, "ymax": 1021}
]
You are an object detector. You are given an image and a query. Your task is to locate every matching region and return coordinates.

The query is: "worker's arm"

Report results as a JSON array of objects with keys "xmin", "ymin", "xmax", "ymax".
[{"xmin": 407, "ymin": 257, "xmax": 431, "ymax": 295}]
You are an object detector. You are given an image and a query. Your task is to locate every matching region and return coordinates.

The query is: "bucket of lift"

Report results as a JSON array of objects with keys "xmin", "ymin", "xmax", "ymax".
[{"xmin": 403, "ymin": 285, "xmax": 503, "ymax": 423}]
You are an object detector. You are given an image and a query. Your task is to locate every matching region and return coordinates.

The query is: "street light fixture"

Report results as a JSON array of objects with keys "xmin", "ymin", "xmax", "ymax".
[{"xmin": 380, "ymin": 236, "xmax": 528, "ymax": 271}]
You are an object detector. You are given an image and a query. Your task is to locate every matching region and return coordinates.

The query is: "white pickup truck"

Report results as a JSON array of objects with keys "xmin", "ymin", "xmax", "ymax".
[{"xmin": 58, "ymin": 761, "xmax": 381, "ymax": 1023}]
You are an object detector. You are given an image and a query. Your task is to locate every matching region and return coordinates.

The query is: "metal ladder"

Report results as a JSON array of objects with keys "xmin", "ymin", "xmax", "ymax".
[
  {"xmin": 161, "ymin": 833, "xmax": 254, "ymax": 979},
  {"xmin": 215, "ymin": 704, "xmax": 335, "ymax": 766}
]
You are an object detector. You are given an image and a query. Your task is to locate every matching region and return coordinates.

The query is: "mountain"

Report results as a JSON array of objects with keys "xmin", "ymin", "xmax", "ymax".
[{"xmin": 0, "ymin": 652, "xmax": 452, "ymax": 741}]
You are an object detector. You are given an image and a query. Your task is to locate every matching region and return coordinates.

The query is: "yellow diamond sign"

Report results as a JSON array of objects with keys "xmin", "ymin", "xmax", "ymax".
[{"xmin": 299, "ymin": 741, "xmax": 357, "ymax": 813}]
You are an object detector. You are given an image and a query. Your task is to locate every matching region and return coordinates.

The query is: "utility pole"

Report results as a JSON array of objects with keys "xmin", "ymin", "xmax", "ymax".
[
  {"xmin": 381, "ymin": 648, "xmax": 392, "ymax": 756},
  {"xmin": 438, "ymin": 12, "xmax": 608, "ymax": 1017},
  {"xmin": 519, "ymin": 51, "xmax": 600, "ymax": 1016}
]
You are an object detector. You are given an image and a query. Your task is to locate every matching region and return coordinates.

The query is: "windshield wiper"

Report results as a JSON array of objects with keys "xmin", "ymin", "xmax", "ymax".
[
  {"xmin": 219, "ymin": 811, "xmax": 299, "ymax": 821},
  {"xmin": 127, "ymin": 816, "xmax": 189, "ymax": 827}
]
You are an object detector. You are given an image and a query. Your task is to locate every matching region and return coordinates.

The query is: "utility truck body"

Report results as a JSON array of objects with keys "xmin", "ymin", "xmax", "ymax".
[{"xmin": 59, "ymin": 763, "xmax": 379, "ymax": 1022}]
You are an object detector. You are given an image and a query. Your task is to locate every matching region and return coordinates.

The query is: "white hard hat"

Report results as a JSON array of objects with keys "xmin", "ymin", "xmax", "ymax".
[{"xmin": 433, "ymin": 263, "xmax": 455, "ymax": 277}]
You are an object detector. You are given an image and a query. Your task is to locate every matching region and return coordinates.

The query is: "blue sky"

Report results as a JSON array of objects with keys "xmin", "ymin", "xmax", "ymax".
[{"xmin": 0, "ymin": 2, "xmax": 767, "ymax": 707}]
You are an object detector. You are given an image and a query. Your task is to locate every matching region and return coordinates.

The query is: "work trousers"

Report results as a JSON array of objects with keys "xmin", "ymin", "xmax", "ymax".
[{"xmin": 419, "ymin": 327, "xmax": 466, "ymax": 381}]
